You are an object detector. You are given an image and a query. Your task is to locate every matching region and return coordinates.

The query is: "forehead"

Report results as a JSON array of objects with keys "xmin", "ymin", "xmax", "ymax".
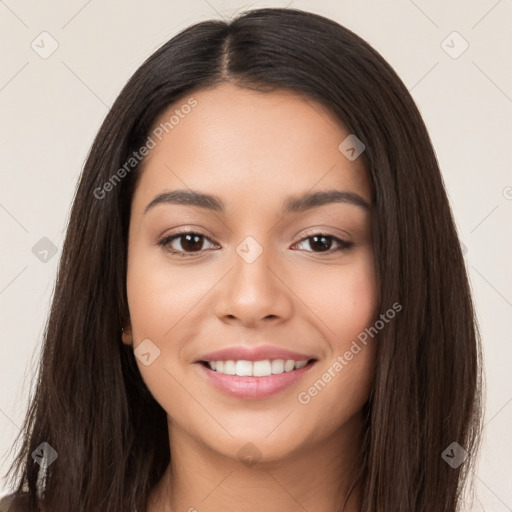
[{"xmin": 132, "ymin": 83, "xmax": 370, "ymax": 213}]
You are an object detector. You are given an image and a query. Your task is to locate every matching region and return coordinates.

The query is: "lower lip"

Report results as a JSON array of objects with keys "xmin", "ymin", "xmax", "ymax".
[{"xmin": 196, "ymin": 361, "xmax": 316, "ymax": 400}]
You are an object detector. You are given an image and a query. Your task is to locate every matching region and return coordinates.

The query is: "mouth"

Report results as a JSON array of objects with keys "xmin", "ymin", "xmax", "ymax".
[{"xmin": 196, "ymin": 358, "xmax": 318, "ymax": 400}]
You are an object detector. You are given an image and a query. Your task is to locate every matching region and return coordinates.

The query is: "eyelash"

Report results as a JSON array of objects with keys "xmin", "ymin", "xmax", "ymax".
[{"xmin": 157, "ymin": 229, "xmax": 354, "ymax": 257}]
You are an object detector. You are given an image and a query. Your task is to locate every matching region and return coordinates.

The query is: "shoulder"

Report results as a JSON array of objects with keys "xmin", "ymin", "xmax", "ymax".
[{"xmin": 0, "ymin": 493, "xmax": 33, "ymax": 512}]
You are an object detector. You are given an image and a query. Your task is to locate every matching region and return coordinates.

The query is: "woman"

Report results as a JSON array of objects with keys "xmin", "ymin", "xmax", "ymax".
[{"xmin": 1, "ymin": 7, "xmax": 482, "ymax": 512}]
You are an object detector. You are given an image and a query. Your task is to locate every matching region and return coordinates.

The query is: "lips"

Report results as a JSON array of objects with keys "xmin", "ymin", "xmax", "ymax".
[{"xmin": 195, "ymin": 344, "xmax": 318, "ymax": 400}]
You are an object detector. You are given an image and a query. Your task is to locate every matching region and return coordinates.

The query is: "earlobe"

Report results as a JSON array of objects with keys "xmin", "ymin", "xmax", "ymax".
[{"xmin": 121, "ymin": 326, "xmax": 133, "ymax": 346}]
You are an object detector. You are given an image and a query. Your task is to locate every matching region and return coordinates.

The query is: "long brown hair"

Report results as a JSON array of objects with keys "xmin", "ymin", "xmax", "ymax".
[{"xmin": 2, "ymin": 7, "xmax": 482, "ymax": 511}]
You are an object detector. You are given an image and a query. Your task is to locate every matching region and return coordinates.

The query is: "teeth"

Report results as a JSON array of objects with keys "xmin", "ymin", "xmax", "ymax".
[
  {"xmin": 235, "ymin": 360, "xmax": 252, "ymax": 376},
  {"xmin": 253, "ymin": 360, "xmax": 272, "ymax": 377},
  {"xmin": 271, "ymin": 359, "xmax": 284, "ymax": 374},
  {"xmin": 284, "ymin": 359, "xmax": 295, "ymax": 372},
  {"xmin": 207, "ymin": 359, "xmax": 310, "ymax": 376},
  {"xmin": 224, "ymin": 360, "xmax": 236, "ymax": 375}
]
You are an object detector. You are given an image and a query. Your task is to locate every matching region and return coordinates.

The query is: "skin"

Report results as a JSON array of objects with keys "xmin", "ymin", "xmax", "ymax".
[{"xmin": 121, "ymin": 82, "xmax": 379, "ymax": 512}]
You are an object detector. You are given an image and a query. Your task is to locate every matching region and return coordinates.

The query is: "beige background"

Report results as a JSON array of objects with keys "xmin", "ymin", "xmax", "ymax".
[{"xmin": 1, "ymin": 0, "xmax": 511, "ymax": 509}]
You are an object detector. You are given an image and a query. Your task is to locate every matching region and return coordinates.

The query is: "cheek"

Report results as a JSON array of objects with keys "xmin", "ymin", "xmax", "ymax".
[
  {"xmin": 125, "ymin": 243, "xmax": 221, "ymax": 401},
  {"xmin": 125, "ymin": 243, "xmax": 212, "ymax": 339},
  {"xmin": 293, "ymin": 251, "xmax": 378, "ymax": 422},
  {"xmin": 125, "ymin": 243, "xmax": 188, "ymax": 382},
  {"xmin": 125, "ymin": 249, "xmax": 195, "ymax": 418},
  {"xmin": 299, "ymin": 250, "xmax": 379, "ymax": 346},
  {"xmin": 334, "ymin": 258, "xmax": 379, "ymax": 345}
]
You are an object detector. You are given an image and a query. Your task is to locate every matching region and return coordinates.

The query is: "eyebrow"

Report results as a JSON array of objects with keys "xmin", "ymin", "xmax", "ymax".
[{"xmin": 144, "ymin": 188, "xmax": 371, "ymax": 215}]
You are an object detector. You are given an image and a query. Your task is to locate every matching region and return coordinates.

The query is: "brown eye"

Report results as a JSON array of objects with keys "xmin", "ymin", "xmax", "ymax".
[
  {"xmin": 293, "ymin": 234, "xmax": 353, "ymax": 255},
  {"xmin": 158, "ymin": 232, "xmax": 218, "ymax": 256}
]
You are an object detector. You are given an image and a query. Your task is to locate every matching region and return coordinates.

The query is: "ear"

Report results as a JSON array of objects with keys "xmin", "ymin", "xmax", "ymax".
[{"xmin": 121, "ymin": 325, "xmax": 133, "ymax": 346}]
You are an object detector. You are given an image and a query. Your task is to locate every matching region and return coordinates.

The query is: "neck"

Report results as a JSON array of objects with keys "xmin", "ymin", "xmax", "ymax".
[{"xmin": 147, "ymin": 412, "xmax": 365, "ymax": 512}]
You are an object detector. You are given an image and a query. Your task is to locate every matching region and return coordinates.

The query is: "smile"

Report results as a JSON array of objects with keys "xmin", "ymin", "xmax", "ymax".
[{"xmin": 197, "ymin": 358, "xmax": 317, "ymax": 400}]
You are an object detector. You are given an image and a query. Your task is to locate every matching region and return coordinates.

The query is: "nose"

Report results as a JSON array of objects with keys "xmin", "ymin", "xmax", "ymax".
[{"xmin": 213, "ymin": 243, "xmax": 294, "ymax": 328}]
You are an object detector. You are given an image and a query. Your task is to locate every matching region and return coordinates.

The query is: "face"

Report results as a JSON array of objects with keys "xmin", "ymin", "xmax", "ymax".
[{"xmin": 122, "ymin": 82, "xmax": 379, "ymax": 463}]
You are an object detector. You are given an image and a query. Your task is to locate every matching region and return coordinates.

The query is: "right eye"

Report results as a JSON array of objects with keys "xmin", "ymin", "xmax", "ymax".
[{"xmin": 158, "ymin": 232, "xmax": 219, "ymax": 256}]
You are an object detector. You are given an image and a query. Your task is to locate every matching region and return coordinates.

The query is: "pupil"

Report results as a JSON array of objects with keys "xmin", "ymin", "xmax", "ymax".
[
  {"xmin": 183, "ymin": 234, "xmax": 202, "ymax": 251},
  {"xmin": 311, "ymin": 235, "xmax": 330, "ymax": 251}
]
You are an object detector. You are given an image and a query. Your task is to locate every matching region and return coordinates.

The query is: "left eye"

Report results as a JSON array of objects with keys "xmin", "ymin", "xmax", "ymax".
[
  {"xmin": 292, "ymin": 234, "xmax": 353, "ymax": 254},
  {"xmin": 158, "ymin": 232, "xmax": 353, "ymax": 256}
]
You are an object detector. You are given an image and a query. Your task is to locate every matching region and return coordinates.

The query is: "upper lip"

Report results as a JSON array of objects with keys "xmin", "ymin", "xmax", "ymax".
[{"xmin": 197, "ymin": 345, "xmax": 316, "ymax": 363}]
